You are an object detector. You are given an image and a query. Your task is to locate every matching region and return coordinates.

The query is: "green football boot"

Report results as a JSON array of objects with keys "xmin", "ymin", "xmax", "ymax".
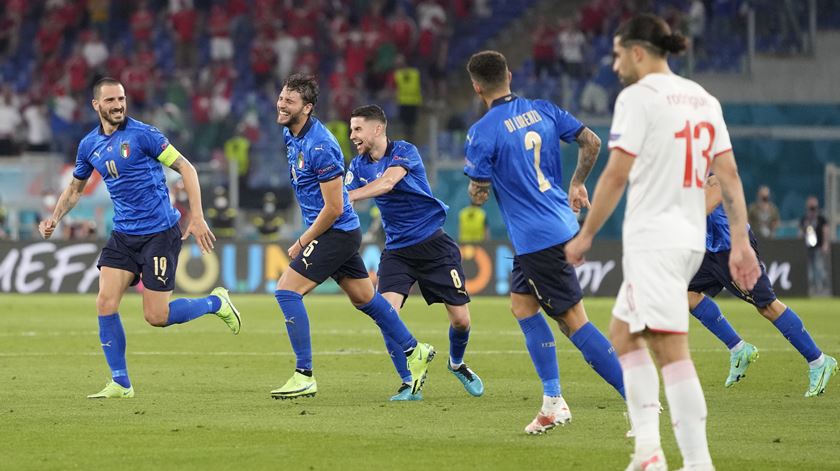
[
  {"xmin": 390, "ymin": 383, "xmax": 423, "ymax": 401},
  {"xmin": 405, "ymin": 343, "xmax": 435, "ymax": 394},
  {"xmin": 87, "ymin": 380, "xmax": 134, "ymax": 399},
  {"xmin": 271, "ymin": 372, "xmax": 317, "ymax": 400},
  {"xmin": 805, "ymin": 355, "xmax": 838, "ymax": 397},
  {"xmin": 211, "ymin": 287, "xmax": 241, "ymax": 335},
  {"xmin": 725, "ymin": 343, "xmax": 758, "ymax": 387}
]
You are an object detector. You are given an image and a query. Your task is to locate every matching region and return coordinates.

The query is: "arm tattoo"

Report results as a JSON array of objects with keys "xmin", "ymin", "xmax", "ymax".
[
  {"xmin": 468, "ymin": 180, "xmax": 491, "ymax": 206},
  {"xmin": 571, "ymin": 127, "xmax": 601, "ymax": 185},
  {"xmin": 169, "ymin": 155, "xmax": 188, "ymax": 173}
]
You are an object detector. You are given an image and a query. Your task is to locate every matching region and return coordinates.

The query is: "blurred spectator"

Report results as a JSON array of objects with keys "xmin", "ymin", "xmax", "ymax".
[
  {"xmin": 22, "ymin": 98, "xmax": 52, "ymax": 152},
  {"xmin": 250, "ymin": 32, "xmax": 276, "ymax": 87},
  {"xmin": 532, "ymin": 19, "xmax": 557, "ymax": 79},
  {"xmin": 0, "ymin": 196, "xmax": 8, "ymax": 239},
  {"xmin": 748, "ymin": 185, "xmax": 780, "ymax": 239},
  {"xmin": 223, "ymin": 127, "xmax": 250, "ymax": 191},
  {"xmin": 362, "ymin": 205, "xmax": 385, "ymax": 245},
  {"xmin": 800, "ymin": 196, "xmax": 830, "ymax": 296},
  {"xmin": 66, "ymin": 44, "xmax": 90, "ymax": 96},
  {"xmin": 0, "ymin": 87, "xmax": 22, "ymax": 156},
  {"xmin": 130, "ymin": 1, "xmax": 155, "ymax": 44},
  {"xmin": 459, "ymin": 202, "xmax": 489, "ymax": 243},
  {"xmin": 580, "ymin": 55, "xmax": 618, "ymax": 115},
  {"xmin": 389, "ymin": 6, "xmax": 417, "ymax": 55},
  {"xmin": 209, "ymin": 4, "xmax": 234, "ymax": 62},
  {"xmin": 87, "ymin": 0, "xmax": 110, "ymax": 34},
  {"xmin": 207, "ymin": 186, "xmax": 237, "ymax": 238},
  {"xmin": 252, "ymin": 192, "xmax": 284, "ymax": 240},
  {"xmin": 557, "ymin": 18, "xmax": 586, "ymax": 81},
  {"xmin": 81, "ymin": 30, "xmax": 109, "ymax": 72},
  {"xmin": 393, "ymin": 55, "xmax": 422, "ymax": 140},
  {"xmin": 273, "ymin": 28, "xmax": 298, "ymax": 83},
  {"xmin": 688, "ymin": 0, "xmax": 706, "ymax": 56},
  {"xmin": 170, "ymin": 2, "xmax": 198, "ymax": 69},
  {"xmin": 170, "ymin": 179, "xmax": 190, "ymax": 231},
  {"xmin": 106, "ymin": 44, "xmax": 130, "ymax": 80},
  {"xmin": 325, "ymin": 109, "xmax": 353, "ymax": 162}
]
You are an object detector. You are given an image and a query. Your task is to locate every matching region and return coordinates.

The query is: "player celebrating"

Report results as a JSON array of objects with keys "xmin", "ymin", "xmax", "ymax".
[
  {"xmin": 565, "ymin": 15, "xmax": 760, "ymax": 470},
  {"xmin": 689, "ymin": 174, "xmax": 837, "ymax": 395},
  {"xmin": 271, "ymin": 74, "xmax": 434, "ymax": 400},
  {"xmin": 345, "ymin": 104, "xmax": 484, "ymax": 401},
  {"xmin": 39, "ymin": 77, "xmax": 241, "ymax": 399},
  {"xmin": 464, "ymin": 50, "xmax": 625, "ymax": 434}
]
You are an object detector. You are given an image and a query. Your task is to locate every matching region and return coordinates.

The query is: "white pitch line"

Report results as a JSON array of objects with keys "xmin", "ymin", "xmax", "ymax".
[{"xmin": 0, "ymin": 348, "xmax": 804, "ymax": 357}]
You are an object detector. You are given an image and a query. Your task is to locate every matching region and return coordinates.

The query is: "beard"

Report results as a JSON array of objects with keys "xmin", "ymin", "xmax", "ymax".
[{"xmin": 100, "ymin": 108, "xmax": 125, "ymax": 126}]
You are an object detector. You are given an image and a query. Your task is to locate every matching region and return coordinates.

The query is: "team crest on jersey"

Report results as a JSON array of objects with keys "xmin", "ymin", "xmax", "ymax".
[
  {"xmin": 296, "ymin": 152, "xmax": 305, "ymax": 169},
  {"xmin": 120, "ymin": 142, "xmax": 130, "ymax": 159},
  {"xmin": 345, "ymin": 171, "xmax": 354, "ymax": 185}
]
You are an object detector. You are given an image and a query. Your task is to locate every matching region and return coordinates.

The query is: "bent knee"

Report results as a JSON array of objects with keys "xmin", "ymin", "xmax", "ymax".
[
  {"xmin": 144, "ymin": 309, "xmax": 169, "ymax": 327},
  {"xmin": 450, "ymin": 315, "xmax": 470, "ymax": 331},
  {"xmin": 96, "ymin": 294, "xmax": 121, "ymax": 315}
]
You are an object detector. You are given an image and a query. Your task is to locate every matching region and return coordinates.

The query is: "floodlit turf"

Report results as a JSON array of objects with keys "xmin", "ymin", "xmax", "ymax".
[{"xmin": 1, "ymin": 294, "xmax": 839, "ymax": 470}]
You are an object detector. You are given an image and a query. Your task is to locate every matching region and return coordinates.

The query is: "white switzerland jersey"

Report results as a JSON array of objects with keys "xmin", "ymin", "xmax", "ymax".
[{"xmin": 608, "ymin": 72, "xmax": 732, "ymax": 252}]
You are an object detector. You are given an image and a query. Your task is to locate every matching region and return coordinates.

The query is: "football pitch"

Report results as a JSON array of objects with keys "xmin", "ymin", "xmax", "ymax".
[{"xmin": 2, "ymin": 295, "xmax": 838, "ymax": 470}]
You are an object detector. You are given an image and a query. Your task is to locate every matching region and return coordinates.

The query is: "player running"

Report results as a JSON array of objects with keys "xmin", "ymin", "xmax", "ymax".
[
  {"xmin": 689, "ymin": 174, "xmax": 837, "ymax": 396},
  {"xmin": 464, "ymin": 51, "xmax": 625, "ymax": 434},
  {"xmin": 271, "ymin": 74, "xmax": 434, "ymax": 400},
  {"xmin": 39, "ymin": 77, "xmax": 240, "ymax": 399},
  {"xmin": 565, "ymin": 14, "xmax": 760, "ymax": 470},
  {"xmin": 345, "ymin": 104, "xmax": 484, "ymax": 401}
]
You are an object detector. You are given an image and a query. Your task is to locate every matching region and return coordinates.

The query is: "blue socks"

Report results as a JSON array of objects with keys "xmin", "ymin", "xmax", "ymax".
[
  {"xmin": 773, "ymin": 307, "xmax": 822, "ymax": 362},
  {"xmin": 449, "ymin": 326, "xmax": 470, "ymax": 366},
  {"xmin": 384, "ymin": 335, "xmax": 412, "ymax": 383},
  {"xmin": 690, "ymin": 296, "xmax": 742, "ymax": 349},
  {"xmin": 358, "ymin": 293, "xmax": 417, "ymax": 352},
  {"xmin": 166, "ymin": 295, "xmax": 222, "ymax": 325},
  {"xmin": 275, "ymin": 289, "xmax": 312, "ymax": 371},
  {"xmin": 98, "ymin": 313, "xmax": 130, "ymax": 388},
  {"xmin": 518, "ymin": 313, "xmax": 561, "ymax": 397},
  {"xmin": 569, "ymin": 322, "xmax": 625, "ymax": 399}
]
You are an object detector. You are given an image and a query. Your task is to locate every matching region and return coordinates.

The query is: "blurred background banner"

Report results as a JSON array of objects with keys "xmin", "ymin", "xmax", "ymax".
[{"xmin": 0, "ymin": 239, "xmax": 810, "ymax": 296}]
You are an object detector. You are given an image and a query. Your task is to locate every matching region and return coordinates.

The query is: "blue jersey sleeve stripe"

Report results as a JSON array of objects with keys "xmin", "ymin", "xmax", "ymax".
[
  {"xmin": 573, "ymin": 125, "xmax": 586, "ymax": 138},
  {"xmin": 465, "ymin": 173, "xmax": 491, "ymax": 182},
  {"xmin": 72, "ymin": 171, "xmax": 90, "ymax": 180}
]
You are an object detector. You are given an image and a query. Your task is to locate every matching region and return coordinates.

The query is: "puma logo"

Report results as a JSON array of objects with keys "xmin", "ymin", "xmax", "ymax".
[
  {"xmin": 157, "ymin": 276, "xmax": 168, "ymax": 284},
  {"xmin": 302, "ymin": 258, "xmax": 312, "ymax": 270},
  {"xmin": 101, "ymin": 341, "xmax": 112, "ymax": 348},
  {"xmin": 285, "ymin": 317, "xmax": 295, "ymax": 325}
]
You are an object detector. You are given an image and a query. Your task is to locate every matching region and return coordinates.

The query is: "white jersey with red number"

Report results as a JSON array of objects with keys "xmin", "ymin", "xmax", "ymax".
[{"xmin": 608, "ymin": 72, "xmax": 732, "ymax": 252}]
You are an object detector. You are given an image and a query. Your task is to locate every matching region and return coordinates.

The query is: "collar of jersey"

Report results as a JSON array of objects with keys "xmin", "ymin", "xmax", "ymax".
[
  {"xmin": 490, "ymin": 94, "xmax": 518, "ymax": 109},
  {"xmin": 98, "ymin": 117, "xmax": 129, "ymax": 135},
  {"xmin": 293, "ymin": 116, "xmax": 315, "ymax": 139},
  {"xmin": 364, "ymin": 140, "xmax": 394, "ymax": 163}
]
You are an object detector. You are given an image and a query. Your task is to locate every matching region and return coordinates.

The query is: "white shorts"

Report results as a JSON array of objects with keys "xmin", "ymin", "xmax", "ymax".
[{"xmin": 612, "ymin": 248, "xmax": 704, "ymax": 334}]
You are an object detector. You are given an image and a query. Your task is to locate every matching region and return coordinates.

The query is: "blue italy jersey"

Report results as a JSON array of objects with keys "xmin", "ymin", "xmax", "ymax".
[
  {"xmin": 73, "ymin": 117, "xmax": 181, "ymax": 235},
  {"xmin": 464, "ymin": 94, "xmax": 584, "ymax": 255},
  {"xmin": 284, "ymin": 116, "xmax": 359, "ymax": 232},
  {"xmin": 346, "ymin": 140, "xmax": 448, "ymax": 249},
  {"xmin": 706, "ymin": 204, "xmax": 755, "ymax": 253}
]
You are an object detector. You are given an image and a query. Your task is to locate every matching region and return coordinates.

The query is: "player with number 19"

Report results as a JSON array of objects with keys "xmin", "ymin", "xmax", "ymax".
[
  {"xmin": 38, "ymin": 77, "xmax": 241, "ymax": 400},
  {"xmin": 464, "ymin": 50, "xmax": 625, "ymax": 434}
]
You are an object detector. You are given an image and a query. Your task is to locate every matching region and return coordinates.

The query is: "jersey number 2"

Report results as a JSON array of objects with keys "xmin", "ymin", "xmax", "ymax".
[
  {"xmin": 674, "ymin": 121, "xmax": 715, "ymax": 188},
  {"xmin": 524, "ymin": 131, "xmax": 551, "ymax": 192}
]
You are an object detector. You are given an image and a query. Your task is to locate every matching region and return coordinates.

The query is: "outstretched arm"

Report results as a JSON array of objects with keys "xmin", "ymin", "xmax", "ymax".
[
  {"xmin": 568, "ymin": 127, "xmax": 601, "ymax": 212},
  {"xmin": 170, "ymin": 155, "xmax": 216, "ymax": 253},
  {"xmin": 348, "ymin": 166, "xmax": 408, "ymax": 202},
  {"xmin": 39, "ymin": 177, "xmax": 88, "ymax": 239}
]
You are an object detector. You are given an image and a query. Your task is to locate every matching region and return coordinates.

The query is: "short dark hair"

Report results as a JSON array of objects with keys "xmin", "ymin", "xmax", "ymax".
[
  {"xmin": 615, "ymin": 14, "xmax": 688, "ymax": 57},
  {"xmin": 282, "ymin": 73, "xmax": 319, "ymax": 112},
  {"xmin": 467, "ymin": 50, "xmax": 509, "ymax": 91},
  {"xmin": 92, "ymin": 77, "xmax": 122, "ymax": 99},
  {"xmin": 350, "ymin": 104, "xmax": 387, "ymax": 123}
]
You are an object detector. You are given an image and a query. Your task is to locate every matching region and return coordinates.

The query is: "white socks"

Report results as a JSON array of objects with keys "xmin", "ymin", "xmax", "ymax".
[
  {"xmin": 662, "ymin": 359, "xmax": 713, "ymax": 468},
  {"xmin": 620, "ymin": 349, "xmax": 662, "ymax": 454}
]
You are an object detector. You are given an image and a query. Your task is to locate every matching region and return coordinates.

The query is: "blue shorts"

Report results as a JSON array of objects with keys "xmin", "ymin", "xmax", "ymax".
[
  {"xmin": 511, "ymin": 241, "xmax": 583, "ymax": 317},
  {"xmin": 377, "ymin": 230, "xmax": 470, "ymax": 307},
  {"xmin": 98, "ymin": 223, "xmax": 182, "ymax": 292},
  {"xmin": 289, "ymin": 228, "xmax": 369, "ymax": 284},
  {"xmin": 688, "ymin": 233, "xmax": 777, "ymax": 308}
]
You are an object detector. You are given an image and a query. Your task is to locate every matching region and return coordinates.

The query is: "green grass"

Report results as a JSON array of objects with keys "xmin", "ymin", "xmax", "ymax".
[{"xmin": 1, "ymin": 295, "xmax": 839, "ymax": 470}]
